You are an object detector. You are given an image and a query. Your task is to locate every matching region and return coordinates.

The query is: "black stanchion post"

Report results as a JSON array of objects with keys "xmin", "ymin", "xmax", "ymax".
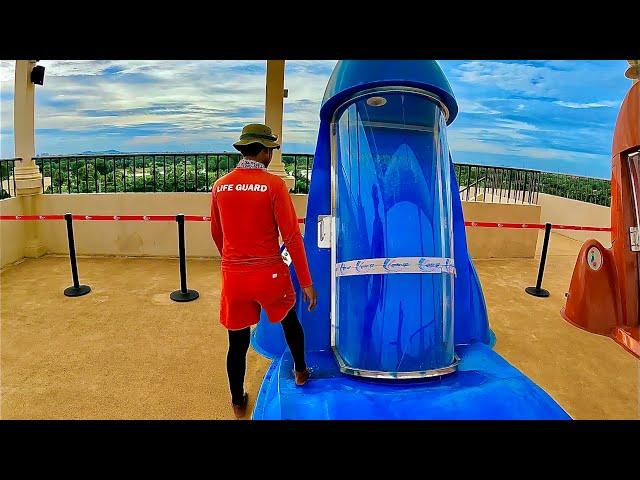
[
  {"xmin": 63, "ymin": 213, "xmax": 91, "ymax": 297},
  {"xmin": 525, "ymin": 222, "xmax": 551, "ymax": 298},
  {"xmin": 170, "ymin": 213, "xmax": 199, "ymax": 302}
]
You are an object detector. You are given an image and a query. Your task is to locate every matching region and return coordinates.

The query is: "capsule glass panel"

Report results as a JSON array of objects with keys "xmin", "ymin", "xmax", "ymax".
[{"xmin": 332, "ymin": 90, "xmax": 456, "ymax": 376}]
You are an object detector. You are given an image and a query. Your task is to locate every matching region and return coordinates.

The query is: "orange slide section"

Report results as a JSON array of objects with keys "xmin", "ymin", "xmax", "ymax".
[{"xmin": 561, "ymin": 82, "xmax": 639, "ymax": 358}]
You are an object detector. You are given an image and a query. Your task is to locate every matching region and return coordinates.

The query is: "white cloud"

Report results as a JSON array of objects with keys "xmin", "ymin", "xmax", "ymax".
[
  {"xmin": 450, "ymin": 126, "xmax": 605, "ymax": 164},
  {"xmin": 1, "ymin": 60, "xmax": 338, "ymax": 155},
  {"xmin": 452, "ymin": 61, "xmax": 554, "ymax": 97},
  {"xmin": 0, "ymin": 60, "xmax": 626, "ymax": 179},
  {"xmin": 0, "ymin": 60, "xmax": 15, "ymax": 82},
  {"xmin": 553, "ymin": 100, "xmax": 619, "ymax": 109},
  {"xmin": 457, "ymin": 98, "xmax": 501, "ymax": 115}
]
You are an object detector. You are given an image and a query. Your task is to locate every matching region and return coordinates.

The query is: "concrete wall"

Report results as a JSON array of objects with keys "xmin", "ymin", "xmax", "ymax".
[
  {"xmin": 32, "ymin": 193, "xmax": 308, "ymax": 259},
  {"xmin": 15, "ymin": 192, "xmax": 537, "ymax": 261},
  {"xmin": 0, "ymin": 196, "xmax": 27, "ymax": 268},
  {"xmin": 538, "ymin": 193, "xmax": 611, "ymax": 246},
  {"xmin": 2, "ymin": 188, "xmax": 613, "ymax": 269},
  {"xmin": 2, "ymin": 192, "xmax": 541, "ymax": 264},
  {"xmin": 462, "ymin": 201, "xmax": 541, "ymax": 258}
]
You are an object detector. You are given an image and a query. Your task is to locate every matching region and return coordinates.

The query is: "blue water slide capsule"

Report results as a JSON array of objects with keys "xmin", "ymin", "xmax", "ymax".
[{"xmin": 252, "ymin": 60, "xmax": 570, "ymax": 419}]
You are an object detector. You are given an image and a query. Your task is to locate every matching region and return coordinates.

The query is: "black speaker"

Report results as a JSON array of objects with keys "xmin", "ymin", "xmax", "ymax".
[{"xmin": 30, "ymin": 65, "xmax": 45, "ymax": 85}]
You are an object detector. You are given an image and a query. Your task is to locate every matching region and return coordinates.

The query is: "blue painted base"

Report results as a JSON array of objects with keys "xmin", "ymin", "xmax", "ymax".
[{"xmin": 252, "ymin": 343, "xmax": 571, "ymax": 420}]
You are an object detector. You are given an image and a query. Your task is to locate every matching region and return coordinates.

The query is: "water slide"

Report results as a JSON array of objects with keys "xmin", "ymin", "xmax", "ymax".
[{"xmin": 251, "ymin": 60, "xmax": 570, "ymax": 419}]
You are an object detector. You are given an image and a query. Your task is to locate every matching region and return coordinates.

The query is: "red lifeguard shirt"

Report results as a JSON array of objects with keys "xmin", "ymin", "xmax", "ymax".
[{"xmin": 210, "ymin": 161, "xmax": 313, "ymax": 288}]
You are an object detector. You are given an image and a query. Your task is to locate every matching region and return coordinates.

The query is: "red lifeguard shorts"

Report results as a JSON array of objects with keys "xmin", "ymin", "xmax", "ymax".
[{"xmin": 220, "ymin": 261, "xmax": 296, "ymax": 331}]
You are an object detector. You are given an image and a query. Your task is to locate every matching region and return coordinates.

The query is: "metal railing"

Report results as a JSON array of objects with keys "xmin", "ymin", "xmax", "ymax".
[
  {"xmin": 454, "ymin": 164, "xmax": 612, "ymax": 207},
  {"xmin": 0, "ymin": 158, "xmax": 18, "ymax": 199},
  {"xmin": 538, "ymin": 171, "xmax": 611, "ymax": 207},
  {"xmin": 282, "ymin": 154, "xmax": 314, "ymax": 194},
  {"xmin": 31, "ymin": 154, "xmax": 540, "ymax": 203},
  {"xmin": 454, "ymin": 163, "xmax": 542, "ymax": 204},
  {"xmin": 31, "ymin": 153, "xmax": 315, "ymax": 196},
  {"xmin": 0, "ymin": 153, "xmax": 611, "ymax": 207}
]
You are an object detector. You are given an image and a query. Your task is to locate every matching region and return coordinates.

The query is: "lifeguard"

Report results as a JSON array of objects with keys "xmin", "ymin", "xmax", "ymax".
[{"xmin": 210, "ymin": 123, "xmax": 317, "ymax": 418}]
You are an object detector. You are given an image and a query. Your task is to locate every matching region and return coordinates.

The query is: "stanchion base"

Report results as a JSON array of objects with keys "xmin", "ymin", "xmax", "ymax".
[
  {"xmin": 170, "ymin": 289, "xmax": 199, "ymax": 302},
  {"xmin": 64, "ymin": 285, "xmax": 91, "ymax": 297},
  {"xmin": 525, "ymin": 287, "xmax": 550, "ymax": 298}
]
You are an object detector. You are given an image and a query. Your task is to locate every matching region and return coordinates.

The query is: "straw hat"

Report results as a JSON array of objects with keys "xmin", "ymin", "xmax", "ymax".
[{"xmin": 233, "ymin": 123, "xmax": 281, "ymax": 150}]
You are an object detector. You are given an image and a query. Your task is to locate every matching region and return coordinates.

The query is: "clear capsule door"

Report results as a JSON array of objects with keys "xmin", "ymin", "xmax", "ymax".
[{"xmin": 330, "ymin": 89, "xmax": 457, "ymax": 378}]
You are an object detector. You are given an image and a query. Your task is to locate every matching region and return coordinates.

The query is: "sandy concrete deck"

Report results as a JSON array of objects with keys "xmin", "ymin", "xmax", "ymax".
[{"xmin": 1, "ymin": 232, "xmax": 638, "ymax": 419}]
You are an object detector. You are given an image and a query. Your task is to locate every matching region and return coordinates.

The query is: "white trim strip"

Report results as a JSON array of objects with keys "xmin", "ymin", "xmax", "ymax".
[{"xmin": 335, "ymin": 257, "xmax": 455, "ymax": 277}]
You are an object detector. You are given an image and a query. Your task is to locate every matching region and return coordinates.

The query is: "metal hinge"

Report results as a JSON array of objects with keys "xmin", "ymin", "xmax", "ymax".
[
  {"xmin": 318, "ymin": 215, "xmax": 332, "ymax": 248},
  {"xmin": 631, "ymin": 227, "xmax": 640, "ymax": 252}
]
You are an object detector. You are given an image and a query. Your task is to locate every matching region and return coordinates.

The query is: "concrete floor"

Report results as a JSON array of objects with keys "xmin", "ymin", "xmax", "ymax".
[{"xmin": 1, "ymin": 233, "xmax": 638, "ymax": 419}]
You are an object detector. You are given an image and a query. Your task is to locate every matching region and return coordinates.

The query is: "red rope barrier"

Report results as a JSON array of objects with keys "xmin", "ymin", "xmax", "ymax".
[
  {"xmin": 0, "ymin": 215, "xmax": 66, "ymax": 221},
  {"xmin": 0, "ymin": 215, "xmax": 612, "ymax": 232},
  {"xmin": 464, "ymin": 221, "xmax": 545, "ymax": 229},
  {"xmin": 462, "ymin": 221, "xmax": 612, "ymax": 232},
  {"xmin": 549, "ymin": 224, "xmax": 612, "ymax": 232},
  {"xmin": 0, "ymin": 214, "xmax": 204, "ymax": 222},
  {"xmin": 73, "ymin": 215, "xmax": 177, "ymax": 221}
]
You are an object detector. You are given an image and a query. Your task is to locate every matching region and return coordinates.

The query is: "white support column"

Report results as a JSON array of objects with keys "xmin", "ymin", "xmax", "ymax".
[
  {"xmin": 265, "ymin": 60, "xmax": 295, "ymax": 190},
  {"xmin": 14, "ymin": 60, "xmax": 43, "ymax": 195},
  {"xmin": 13, "ymin": 60, "xmax": 45, "ymax": 257}
]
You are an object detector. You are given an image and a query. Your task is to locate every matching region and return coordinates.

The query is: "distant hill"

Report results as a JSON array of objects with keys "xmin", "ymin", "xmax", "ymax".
[
  {"xmin": 80, "ymin": 150, "xmax": 123, "ymax": 154},
  {"xmin": 38, "ymin": 150, "xmax": 239, "ymax": 156},
  {"xmin": 36, "ymin": 150, "xmax": 124, "ymax": 156}
]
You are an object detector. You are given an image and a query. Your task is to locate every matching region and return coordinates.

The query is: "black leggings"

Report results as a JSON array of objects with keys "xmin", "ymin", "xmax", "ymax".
[{"xmin": 227, "ymin": 307, "xmax": 307, "ymax": 405}]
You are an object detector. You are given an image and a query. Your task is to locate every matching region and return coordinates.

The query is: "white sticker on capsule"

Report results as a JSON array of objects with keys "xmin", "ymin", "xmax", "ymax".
[{"xmin": 335, "ymin": 257, "xmax": 456, "ymax": 277}]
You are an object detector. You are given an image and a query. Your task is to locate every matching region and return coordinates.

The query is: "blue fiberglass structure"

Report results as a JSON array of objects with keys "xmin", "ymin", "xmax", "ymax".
[{"xmin": 251, "ymin": 60, "xmax": 571, "ymax": 419}]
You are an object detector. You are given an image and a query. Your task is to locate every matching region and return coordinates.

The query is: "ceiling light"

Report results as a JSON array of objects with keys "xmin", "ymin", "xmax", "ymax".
[{"xmin": 366, "ymin": 96, "xmax": 387, "ymax": 107}]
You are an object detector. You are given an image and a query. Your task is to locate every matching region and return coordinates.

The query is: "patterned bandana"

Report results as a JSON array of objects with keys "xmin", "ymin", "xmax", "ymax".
[{"xmin": 236, "ymin": 158, "xmax": 266, "ymax": 170}]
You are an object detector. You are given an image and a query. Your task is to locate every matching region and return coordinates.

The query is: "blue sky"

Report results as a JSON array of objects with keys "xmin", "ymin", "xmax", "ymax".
[{"xmin": 0, "ymin": 60, "xmax": 631, "ymax": 178}]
